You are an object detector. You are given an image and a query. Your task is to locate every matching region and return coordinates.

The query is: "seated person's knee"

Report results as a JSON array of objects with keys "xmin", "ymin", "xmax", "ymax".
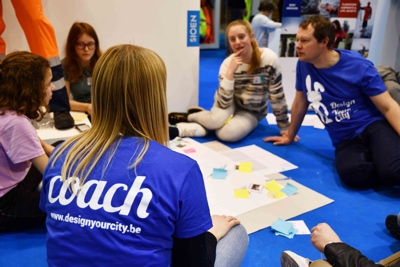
[
  {"xmin": 216, "ymin": 128, "xmax": 242, "ymax": 142},
  {"xmin": 336, "ymin": 162, "xmax": 376, "ymax": 188}
]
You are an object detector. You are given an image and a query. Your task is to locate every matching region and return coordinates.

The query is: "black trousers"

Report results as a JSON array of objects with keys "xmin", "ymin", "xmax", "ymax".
[
  {"xmin": 0, "ymin": 141, "xmax": 63, "ymax": 232},
  {"xmin": 0, "ymin": 164, "xmax": 45, "ymax": 232},
  {"xmin": 335, "ymin": 120, "xmax": 400, "ymax": 188}
]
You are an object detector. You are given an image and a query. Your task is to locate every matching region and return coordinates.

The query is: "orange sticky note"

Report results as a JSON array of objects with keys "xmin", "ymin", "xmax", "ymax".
[
  {"xmin": 238, "ymin": 162, "xmax": 252, "ymax": 173},
  {"xmin": 234, "ymin": 189, "xmax": 250, "ymax": 198}
]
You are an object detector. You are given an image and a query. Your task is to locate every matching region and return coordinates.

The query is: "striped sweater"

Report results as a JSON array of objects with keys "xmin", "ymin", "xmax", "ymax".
[{"xmin": 216, "ymin": 48, "xmax": 289, "ymax": 132}]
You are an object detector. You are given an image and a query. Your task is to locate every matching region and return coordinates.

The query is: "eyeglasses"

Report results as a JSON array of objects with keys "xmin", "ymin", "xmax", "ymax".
[{"xmin": 75, "ymin": 42, "xmax": 96, "ymax": 50}]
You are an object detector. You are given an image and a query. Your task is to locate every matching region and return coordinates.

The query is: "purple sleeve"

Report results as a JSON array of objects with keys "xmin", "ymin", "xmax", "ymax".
[{"xmin": 2, "ymin": 116, "xmax": 44, "ymax": 164}]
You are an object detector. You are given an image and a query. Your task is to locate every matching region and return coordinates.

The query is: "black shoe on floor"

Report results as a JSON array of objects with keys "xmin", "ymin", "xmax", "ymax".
[
  {"xmin": 168, "ymin": 112, "xmax": 188, "ymax": 125},
  {"xmin": 54, "ymin": 111, "xmax": 74, "ymax": 130},
  {"xmin": 187, "ymin": 106, "xmax": 205, "ymax": 114},
  {"xmin": 386, "ymin": 214, "xmax": 400, "ymax": 240}
]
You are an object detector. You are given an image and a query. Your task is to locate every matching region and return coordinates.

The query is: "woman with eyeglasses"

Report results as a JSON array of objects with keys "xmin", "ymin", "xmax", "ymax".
[{"xmin": 61, "ymin": 22, "xmax": 102, "ymax": 116}]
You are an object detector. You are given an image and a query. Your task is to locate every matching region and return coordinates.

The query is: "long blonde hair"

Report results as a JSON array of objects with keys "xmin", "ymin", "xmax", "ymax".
[
  {"xmin": 226, "ymin": 20, "xmax": 262, "ymax": 73},
  {"xmin": 50, "ymin": 44, "xmax": 169, "ymax": 189}
]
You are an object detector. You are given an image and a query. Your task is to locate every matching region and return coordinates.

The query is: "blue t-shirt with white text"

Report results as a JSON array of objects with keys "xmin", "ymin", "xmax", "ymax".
[
  {"xmin": 40, "ymin": 137, "xmax": 212, "ymax": 267},
  {"xmin": 296, "ymin": 49, "xmax": 386, "ymax": 147}
]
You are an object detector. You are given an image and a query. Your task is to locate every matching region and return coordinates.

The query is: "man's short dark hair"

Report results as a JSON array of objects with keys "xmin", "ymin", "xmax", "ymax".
[
  {"xmin": 299, "ymin": 15, "xmax": 336, "ymax": 49},
  {"xmin": 258, "ymin": 0, "xmax": 275, "ymax": 12}
]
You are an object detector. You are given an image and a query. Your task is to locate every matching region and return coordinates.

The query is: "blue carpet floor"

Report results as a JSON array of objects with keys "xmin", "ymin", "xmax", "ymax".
[
  {"xmin": 0, "ymin": 48, "xmax": 399, "ymax": 266},
  {"xmin": 197, "ymin": 49, "xmax": 400, "ymax": 266}
]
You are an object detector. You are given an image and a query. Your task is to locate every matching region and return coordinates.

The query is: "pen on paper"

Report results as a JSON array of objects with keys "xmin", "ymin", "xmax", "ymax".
[
  {"xmin": 224, "ymin": 114, "xmax": 233, "ymax": 125},
  {"xmin": 266, "ymin": 177, "xmax": 291, "ymax": 181}
]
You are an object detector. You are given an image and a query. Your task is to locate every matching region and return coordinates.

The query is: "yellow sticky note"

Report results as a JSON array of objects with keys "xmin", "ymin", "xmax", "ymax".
[
  {"xmin": 270, "ymin": 190, "xmax": 286, "ymax": 199},
  {"xmin": 234, "ymin": 189, "xmax": 250, "ymax": 198},
  {"xmin": 265, "ymin": 180, "xmax": 281, "ymax": 192},
  {"xmin": 238, "ymin": 162, "xmax": 252, "ymax": 173},
  {"xmin": 72, "ymin": 113, "xmax": 88, "ymax": 121}
]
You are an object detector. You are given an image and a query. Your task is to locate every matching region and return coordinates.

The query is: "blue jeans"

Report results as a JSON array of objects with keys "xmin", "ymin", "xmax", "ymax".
[
  {"xmin": 215, "ymin": 224, "xmax": 249, "ymax": 267},
  {"xmin": 335, "ymin": 120, "xmax": 400, "ymax": 187}
]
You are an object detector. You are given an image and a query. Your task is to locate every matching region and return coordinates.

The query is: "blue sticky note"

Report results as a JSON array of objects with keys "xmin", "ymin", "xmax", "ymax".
[
  {"xmin": 212, "ymin": 168, "xmax": 227, "ymax": 180},
  {"xmin": 275, "ymin": 227, "xmax": 298, "ymax": 239},
  {"xmin": 271, "ymin": 218, "xmax": 293, "ymax": 235},
  {"xmin": 281, "ymin": 183, "xmax": 298, "ymax": 196}
]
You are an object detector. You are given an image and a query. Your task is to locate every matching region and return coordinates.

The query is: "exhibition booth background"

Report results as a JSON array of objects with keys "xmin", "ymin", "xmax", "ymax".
[
  {"xmin": 204, "ymin": 0, "xmax": 400, "ymax": 109},
  {"xmin": 2, "ymin": 0, "xmax": 200, "ymax": 112},
  {"xmin": 4, "ymin": 1, "xmax": 399, "ymax": 110}
]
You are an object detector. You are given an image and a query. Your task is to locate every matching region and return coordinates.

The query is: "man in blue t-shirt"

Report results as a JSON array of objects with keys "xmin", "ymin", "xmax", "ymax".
[{"xmin": 264, "ymin": 15, "xmax": 400, "ymax": 188}]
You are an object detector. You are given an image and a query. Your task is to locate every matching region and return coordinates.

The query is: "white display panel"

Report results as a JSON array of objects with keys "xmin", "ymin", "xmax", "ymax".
[{"xmin": 2, "ymin": 0, "xmax": 199, "ymax": 112}]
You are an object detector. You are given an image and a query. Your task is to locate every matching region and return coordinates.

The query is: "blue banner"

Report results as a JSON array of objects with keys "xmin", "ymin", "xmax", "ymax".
[
  {"xmin": 187, "ymin": 10, "xmax": 200, "ymax": 47},
  {"xmin": 282, "ymin": 0, "xmax": 301, "ymax": 17}
]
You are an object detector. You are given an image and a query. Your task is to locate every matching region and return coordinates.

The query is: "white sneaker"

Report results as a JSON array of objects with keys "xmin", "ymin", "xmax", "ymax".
[
  {"xmin": 176, "ymin": 122, "xmax": 207, "ymax": 137},
  {"xmin": 281, "ymin": 251, "xmax": 311, "ymax": 267}
]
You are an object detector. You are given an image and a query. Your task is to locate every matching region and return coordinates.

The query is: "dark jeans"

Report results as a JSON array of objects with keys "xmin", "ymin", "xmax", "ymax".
[
  {"xmin": 0, "ymin": 141, "xmax": 63, "ymax": 232},
  {"xmin": 169, "ymin": 126, "xmax": 179, "ymax": 140},
  {"xmin": 0, "ymin": 165, "xmax": 45, "ymax": 232},
  {"xmin": 335, "ymin": 120, "xmax": 400, "ymax": 187}
]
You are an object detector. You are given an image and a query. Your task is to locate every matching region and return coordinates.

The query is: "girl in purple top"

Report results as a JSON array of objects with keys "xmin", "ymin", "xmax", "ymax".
[{"xmin": 0, "ymin": 51, "xmax": 55, "ymax": 232}]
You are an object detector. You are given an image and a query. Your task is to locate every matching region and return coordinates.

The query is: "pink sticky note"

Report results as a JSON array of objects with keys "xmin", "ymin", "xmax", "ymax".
[{"xmin": 183, "ymin": 147, "xmax": 196, "ymax": 153}]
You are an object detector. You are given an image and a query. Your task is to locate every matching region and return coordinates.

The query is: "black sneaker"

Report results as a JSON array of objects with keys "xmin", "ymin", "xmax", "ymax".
[
  {"xmin": 386, "ymin": 214, "xmax": 400, "ymax": 240},
  {"xmin": 280, "ymin": 251, "xmax": 311, "ymax": 267},
  {"xmin": 54, "ymin": 111, "xmax": 74, "ymax": 130},
  {"xmin": 187, "ymin": 106, "xmax": 205, "ymax": 114},
  {"xmin": 168, "ymin": 112, "xmax": 188, "ymax": 125}
]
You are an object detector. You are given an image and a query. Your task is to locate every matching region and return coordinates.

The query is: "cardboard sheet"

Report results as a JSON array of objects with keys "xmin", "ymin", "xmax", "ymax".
[
  {"xmin": 235, "ymin": 179, "xmax": 333, "ymax": 234},
  {"xmin": 203, "ymin": 141, "xmax": 334, "ymax": 234},
  {"xmin": 170, "ymin": 139, "xmax": 333, "ymax": 234}
]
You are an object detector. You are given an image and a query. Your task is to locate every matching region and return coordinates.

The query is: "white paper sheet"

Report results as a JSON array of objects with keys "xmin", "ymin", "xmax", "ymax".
[
  {"xmin": 170, "ymin": 138, "xmax": 299, "ymax": 217},
  {"xmin": 266, "ymin": 113, "xmax": 325, "ymax": 129},
  {"xmin": 220, "ymin": 145, "xmax": 298, "ymax": 175}
]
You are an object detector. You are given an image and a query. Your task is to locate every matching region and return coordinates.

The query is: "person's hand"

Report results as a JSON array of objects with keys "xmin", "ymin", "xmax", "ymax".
[
  {"xmin": 262, "ymin": 135, "xmax": 290, "ymax": 145},
  {"xmin": 226, "ymin": 49, "xmax": 244, "ymax": 80},
  {"xmin": 282, "ymin": 132, "xmax": 300, "ymax": 143},
  {"xmin": 262, "ymin": 132, "xmax": 300, "ymax": 145},
  {"xmin": 311, "ymin": 223, "xmax": 342, "ymax": 253},
  {"xmin": 86, "ymin": 104, "xmax": 92, "ymax": 115},
  {"xmin": 208, "ymin": 215, "xmax": 240, "ymax": 241}
]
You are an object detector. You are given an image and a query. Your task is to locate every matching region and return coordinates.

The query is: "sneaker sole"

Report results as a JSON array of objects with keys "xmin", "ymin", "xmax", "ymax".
[
  {"xmin": 187, "ymin": 106, "xmax": 205, "ymax": 114},
  {"xmin": 281, "ymin": 252, "xmax": 301, "ymax": 267}
]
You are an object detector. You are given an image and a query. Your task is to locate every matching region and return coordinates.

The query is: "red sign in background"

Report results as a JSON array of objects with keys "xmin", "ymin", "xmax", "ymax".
[{"xmin": 338, "ymin": 0, "xmax": 359, "ymax": 18}]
